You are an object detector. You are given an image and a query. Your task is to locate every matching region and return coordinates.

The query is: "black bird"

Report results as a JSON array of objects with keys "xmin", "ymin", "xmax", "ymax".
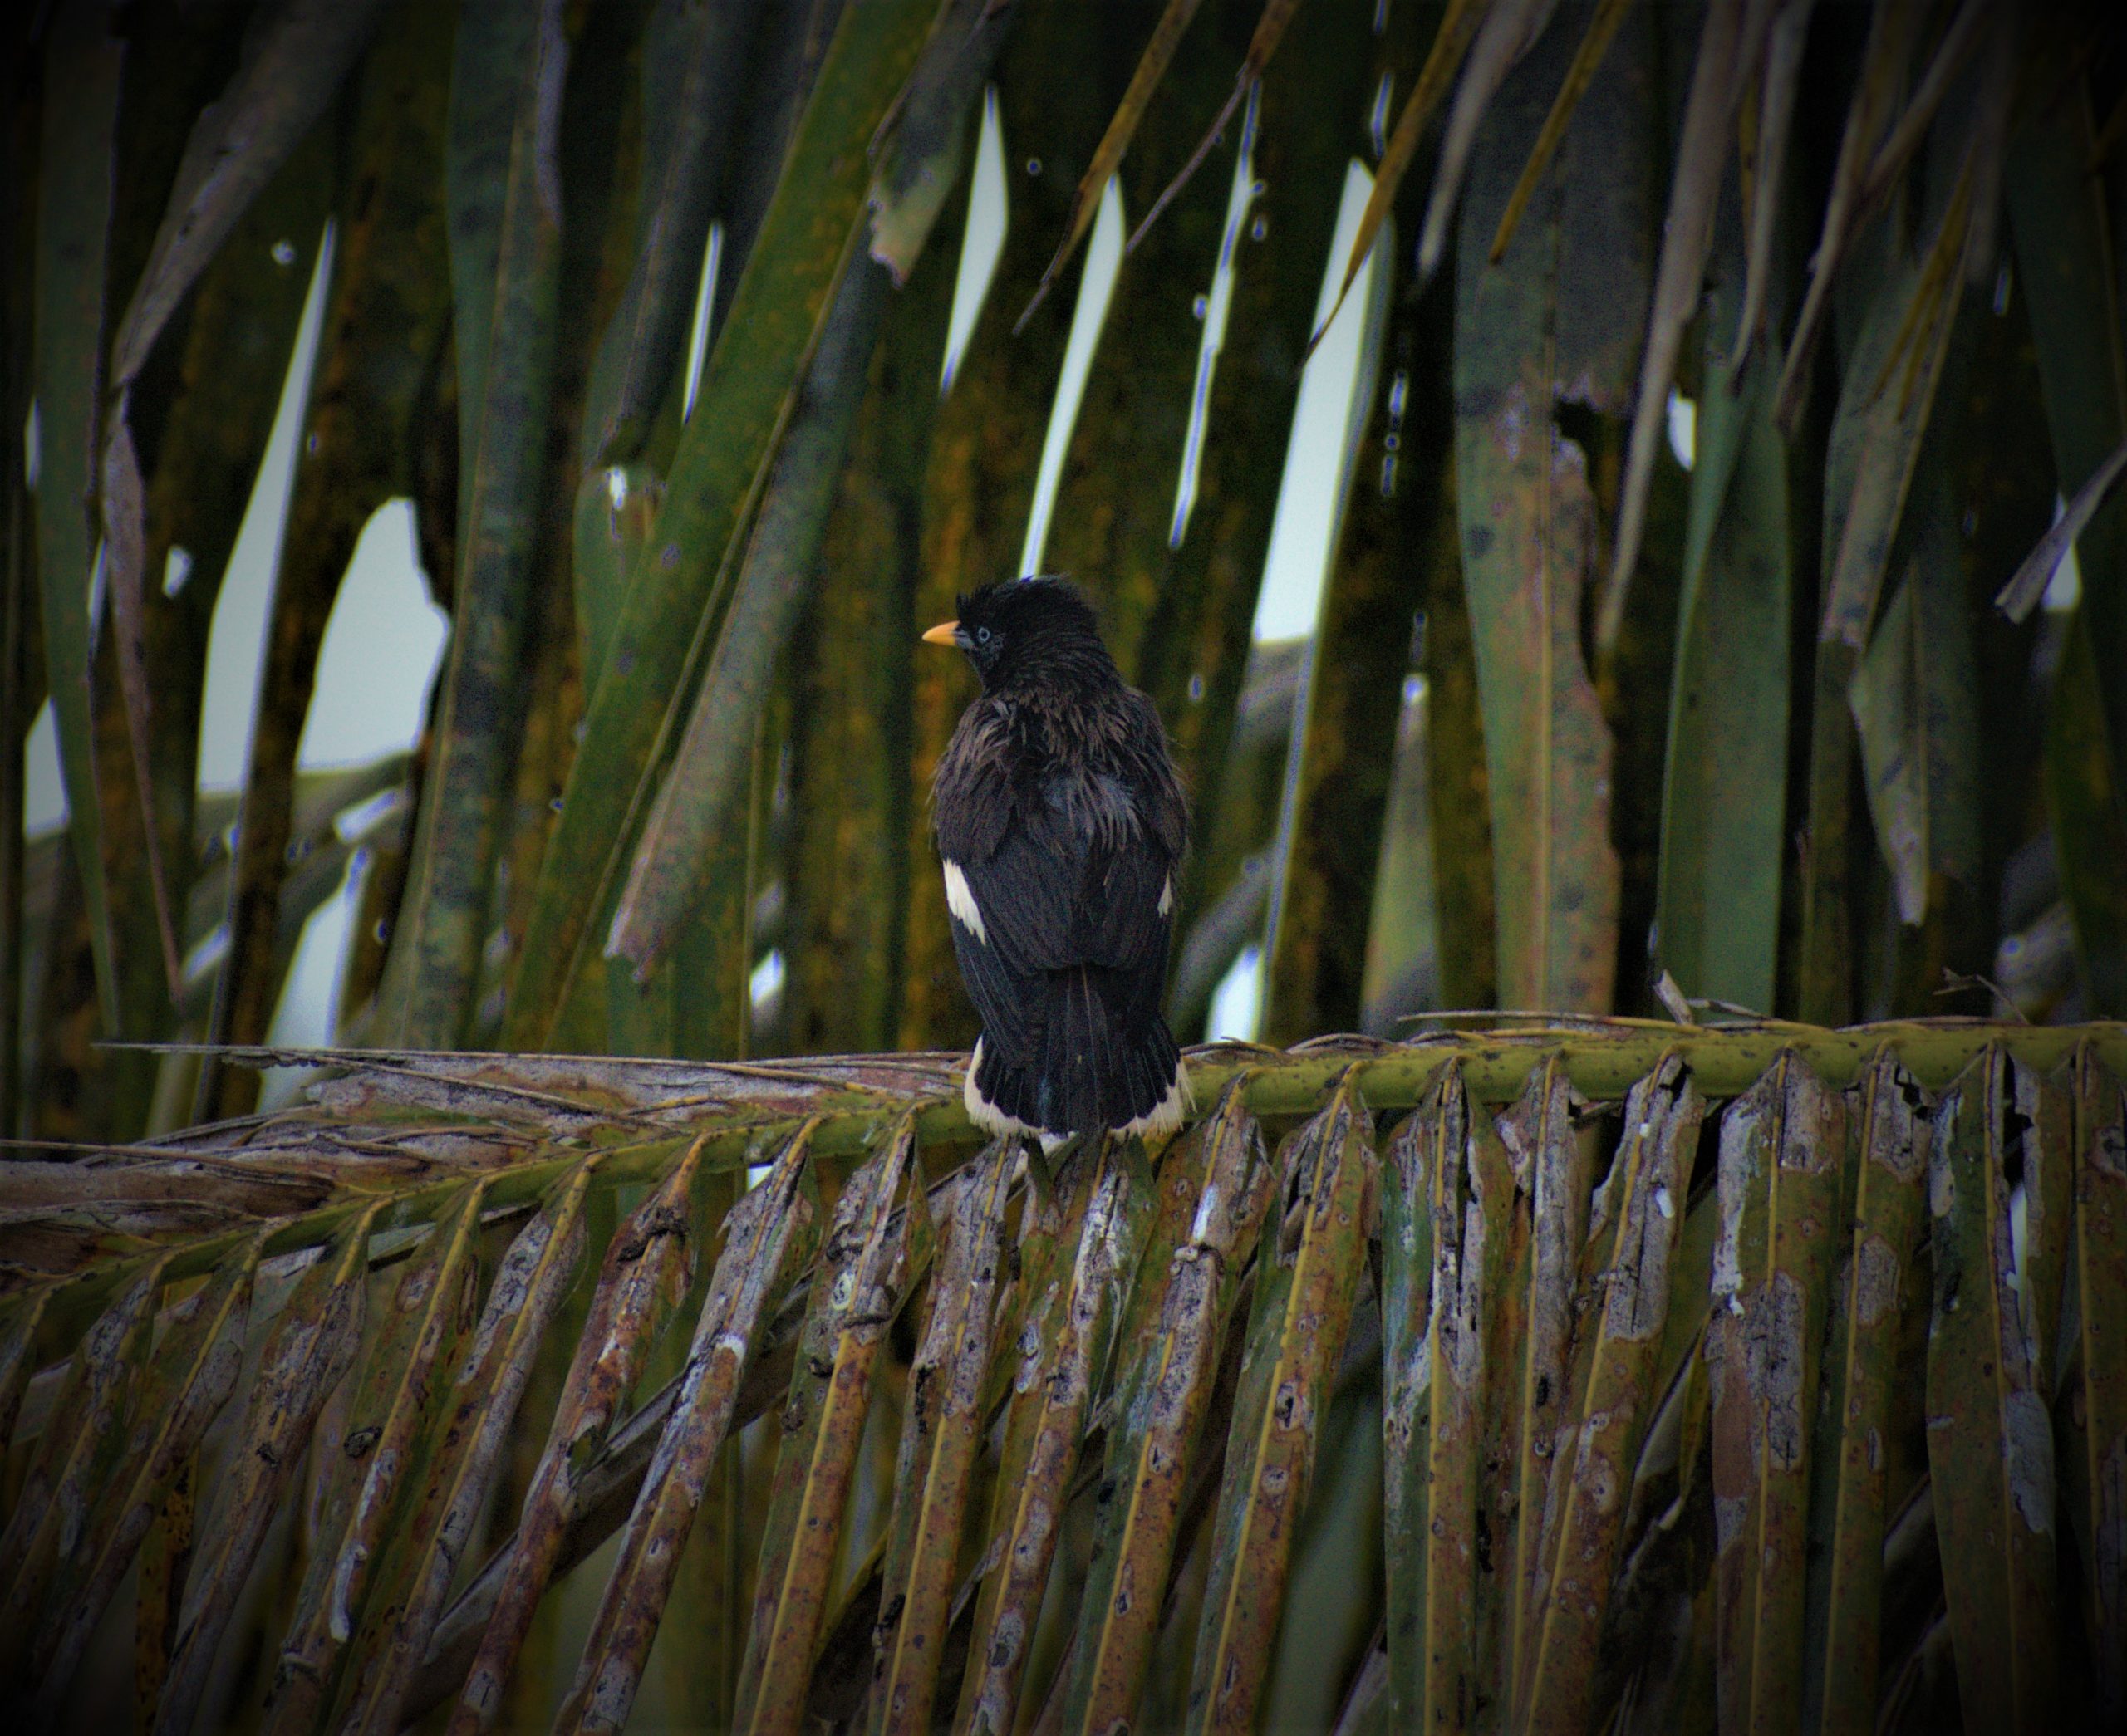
[{"xmin": 922, "ymin": 577, "xmax": 1190, "ymax": 1145}]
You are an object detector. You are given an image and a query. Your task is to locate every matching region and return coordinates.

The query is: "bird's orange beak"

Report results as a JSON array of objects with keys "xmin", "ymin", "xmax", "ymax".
[{"xmin": 921, "ymin": 620, "xmax": 960, "ymax": 646}]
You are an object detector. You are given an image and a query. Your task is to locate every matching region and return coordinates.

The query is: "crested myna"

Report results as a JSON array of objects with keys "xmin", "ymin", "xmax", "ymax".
[{"xmin": 922, "ymin": 577, "xmax": 1190, "ymax": 1144}]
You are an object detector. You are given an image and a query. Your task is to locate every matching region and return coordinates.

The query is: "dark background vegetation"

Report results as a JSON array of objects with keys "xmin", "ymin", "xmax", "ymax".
[
  {"xmin": 2, "ymin": 0, "xmax": 2121, "ymax": 1155},
  {"xmin": 1, "ymin": 2, "xmax": 2125, "ymax": 1731}
]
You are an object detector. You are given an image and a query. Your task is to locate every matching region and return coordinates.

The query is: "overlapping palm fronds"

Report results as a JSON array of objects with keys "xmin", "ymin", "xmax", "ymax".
[
  {"xmin": 1, "ymin": 1022, "xmax": 2121, "ymax": 1727},
  {"xmin": 7, "ymin": 0, "xmax": 2127, "ymax": 1726}
]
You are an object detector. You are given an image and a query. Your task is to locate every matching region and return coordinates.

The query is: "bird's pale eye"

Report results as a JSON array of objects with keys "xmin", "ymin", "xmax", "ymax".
[{"xmin": 975, "ymin": 625, "xmax": 992, "ymax": 644}]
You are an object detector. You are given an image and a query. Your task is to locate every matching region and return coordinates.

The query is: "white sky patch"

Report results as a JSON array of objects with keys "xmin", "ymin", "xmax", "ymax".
[
  {"xmin": 86, "ymin": 539, "xmax": 107, "ymax": 650},
  {"xmin": 23, "ymin": 699, "xmax": 63, "ymax": 836},
  {"xmin": 1252, "ymin": 161, "xmax": 1393, "ymax": 985},
  {"xmin": 196, "ymin": 220, "xmax": 335, "ymax": 791},
  {"xmin": 1368, "ymin": 71, "xmax": 1394, "ymax": 159},
  {"xmin": 296, "ymin": 499, "xmax": 449, "ymax": 770},
  {"xmin": 181, "ymin": 920, "xmax": 229, "ymax": 988},
  {"xmin": 1019, "ymin": 175, "xmax": 1126, "ymax": 577},
  {"xmin": 269, "ymin": 496, "xmax": 449, "ymax": 1084},
  {"xmin": 1206, "ymin": 944, "xmax": 1262, "ymax": 1043},
  {"xmin": 1666, "ymin": 387, "xmax": 1697, "ymax": 470},
  {"xmin": 334, "ymin": 786, "xmax": 407, "ymax": 844},
  {"xmin": 749, "ymin": 947, "xmax": 785, "ymax": 1012},
  {"xmin": 182, "ymin": 220, "xmax": 440, "ymax": 1081},
  {"xmin": 941, "ymin": 87, "xmax": 1009, "ymax": 395},
  {"xmin": 258, "ymin": 846, "xmax": 366, "ymax": 1109},
  {"xmin": 1250, "ymin": 159, "xmax": 1387, "ymax": 643},
  {"xmin": 681, "ymin": 221, "xmax": 724, "ymax": 423},
  {"xmin": 1171, "ymin": 81, "xmax": 1262, "ymax": 550},
  {"xmin": 2044, "ymin": 491, "xmax": 2084, "ymax": 611},
  {"xmin": 266, "ymin": 856, "xmax": 361, "ymax": 1053}
]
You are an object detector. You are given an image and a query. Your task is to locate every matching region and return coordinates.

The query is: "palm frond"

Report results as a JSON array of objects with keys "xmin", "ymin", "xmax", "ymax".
[{"xmin": 2, "ymin": 1020, "xmax": 2122, "ymax": 1727}]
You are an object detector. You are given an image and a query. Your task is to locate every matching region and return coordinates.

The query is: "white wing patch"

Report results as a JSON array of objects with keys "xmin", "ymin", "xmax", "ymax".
[
  {"xmin": 1157, "ymin": 875, "xmax": 1174, "ymax": 917},
  {"xmin": 943, "ymin": 859, "xmax": 989, "ymax": 943}
]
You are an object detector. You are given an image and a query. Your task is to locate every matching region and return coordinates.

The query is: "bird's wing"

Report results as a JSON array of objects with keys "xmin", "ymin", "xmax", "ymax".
[
  {"xmin": 938, "ymin": 693, "xmax": 1185, "ymax": 1053},
  {"xmin": 948, "ymin": 883, "xmax": 1042, "ymax": 1058},
  {"xmin": 934, "ymin": 701, "xmax": 1015, "ymax": 862},
  {"xmin": 951, "ymin": 770, "xmax": 1176, "ymax": 975},
  {"xmin": 1075, "ymin": 819, "xmax": 1174, "ymax": 974},
  {"xmin": 1073, "ymin": 748, "xmax": 1181, "ymax": 1031},
  {"xmin": 940, "ymin": 797, "xmax": 1067, "ymax": 1070},
  {"xmin": 946, "ymin": 791, "xmax": 1083, "ymax": 975},
  {"xmin": 1118, "ymin": 688, "xmax": 1189, "ymax": 860}
]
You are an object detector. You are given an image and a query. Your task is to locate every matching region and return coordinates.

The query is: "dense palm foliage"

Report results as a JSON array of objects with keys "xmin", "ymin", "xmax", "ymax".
[
  {"xmin": 0, "ymin": 1026, "xmax": 2120, "ymax": 1731},
  {"xmin": 3, "ymin": 0, "xmax": 2126, "ymax": 1729}
]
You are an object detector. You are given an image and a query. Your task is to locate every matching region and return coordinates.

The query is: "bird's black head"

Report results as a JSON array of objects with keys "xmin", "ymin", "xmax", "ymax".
[{"xmin": 922, "ymin": 576, "xmax": 1113, "ymax": 693}]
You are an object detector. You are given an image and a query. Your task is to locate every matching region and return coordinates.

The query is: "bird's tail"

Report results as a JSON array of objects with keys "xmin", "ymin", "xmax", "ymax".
[{"xmin": 968, "ymin": 968, "xmax": 1187, "ymax": 1140}]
